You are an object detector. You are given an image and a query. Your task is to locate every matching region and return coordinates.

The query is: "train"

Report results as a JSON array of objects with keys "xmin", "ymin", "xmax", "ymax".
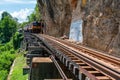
[{"xmin": 24, "ymin": 20, "xmax": 46, "ymax": 34}]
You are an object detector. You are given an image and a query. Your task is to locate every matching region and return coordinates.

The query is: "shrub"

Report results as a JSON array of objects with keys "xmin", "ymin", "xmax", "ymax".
[
  {"xmin": 0, "ymin": 70, "xmax": 8, "ymax": 80},
  {"xmin": 13, "ymin": 32, "xmax": 23, "ymax": 50}
]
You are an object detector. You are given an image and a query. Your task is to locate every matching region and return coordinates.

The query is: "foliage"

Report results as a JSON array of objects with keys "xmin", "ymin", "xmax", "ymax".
[
  {"xmin": 1, "ymin": 11, "xmax": 12, "ymax": 20},
  {"xmin": 35, "ymin": 3, "xmax": 41, "ymax": 21},
  {"xmin": 0, "ymin": 70, "xmax": 8, "ymax": 80},
  {"xmin": 27, "ymin": 12, "xmax": 36, "ymax": 22},
  {"xmin": 0, "ymin": 11, "xmax": 18, "ymax": 43},
  {"xmin": 27, "ymin": 3, "xmax": 41, "ymax": 22},
  {"xmin": 0, "ymin": 6, "xmax": 41, "ymax": 79},
  {"xmin": 0, "ymin": 11, "xmax": 23, "ymax": 79},
  {"xmin": 19, "ymin": 22, "xmax": 29, "ymax": 28},
  {"xmin": 13, "ymin": 32, "xmax": 23, "ymax": 49},
  {"xmin": 0, "ymin": 31, "xmax": 23, "ymax": 79},
  {"xmin": 0, "ymin": 41, "xmax": 16, "ymax": 80},
  {"xmin": 0, "ymin": 51, "xmax": 15, "ymax": 70}
]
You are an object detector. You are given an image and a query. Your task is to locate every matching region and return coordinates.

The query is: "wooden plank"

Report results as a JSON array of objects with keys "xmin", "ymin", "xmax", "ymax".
[
  {"xmin": 76, "ymin": 63, "xmax": 86, "ymax": 65},
  {"xmin": 72, "ymin": 60, "xmax": 80, "ymax": 62},
  {"xmin": 96, "ymin": 76, "xmax": 110, "ymax": 80},
  {"xmin": 88, "ymin": 71, "xmax": 100, "ymax": 74},
  {"xmin": 81, "ymin": 66, "xmax": 91, "ymax": 69},
  {"xmin": 32, "ymin": 57, "xmax": 52, "ymax": 63}
]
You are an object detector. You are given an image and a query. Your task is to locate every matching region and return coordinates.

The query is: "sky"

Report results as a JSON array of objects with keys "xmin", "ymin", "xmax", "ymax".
[{"xmin": 0, "ymin": 0, "xmax": 37, "ymax": 23}]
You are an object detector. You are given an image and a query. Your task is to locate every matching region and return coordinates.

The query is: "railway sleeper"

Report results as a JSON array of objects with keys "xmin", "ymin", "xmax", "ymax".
[
  {"xmin": 27, "ymin": 46, "xmax": 44, "ymax": 52},
  {"xmin": 92, "ymin": 73, "xmax": 105, "ymax": 76},
  {"xmin": 40, "ymin": 35, "xmax": 115, "ymax": 80},
  {"xmin": 56, "ymin": 51, "xmax": 112, "ymax": 80},
  {"xmin": 57, "ymin": 51, "xmax": 110, "ymax": 80},
  {"xmin": 77, "ymin": 63, "xmax": 88, "ymax": 66},
  {"xmin": 55, "ymin": 52, "xmax": 112, "ymax": 80},
  {"xmin": 70, "ymin": 57, "xmax": 79, "ymax": 60},
  {"xmin": 80, "ymin": 66, "xmax": 111, "ymax": 80},
  {"xmin": 79, "ymin": 70, "xmax": 109, "ymax": 80},
  {"xmin": 96, "ymin": 76, "xmax": 112, "ymax": 80},
  {"xmin": 67, "ymin": 55, "xmax": 75, "ymax": 57}
]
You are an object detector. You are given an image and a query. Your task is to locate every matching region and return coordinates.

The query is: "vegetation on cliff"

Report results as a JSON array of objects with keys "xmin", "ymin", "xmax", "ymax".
[
  {"xmin": 27, "ymin": 3, "xmax": 41, "ymax": 22},
  {"xmin": 0, "ymin": 11, "xmax": 23, "ymax": 79},
  {"xmin": 0, "ymin": 3, "xmax": 39, "ymax": 79},
  {"xmin": 0, "ymin": 12, "xmax": 17, "ymax": 43}
]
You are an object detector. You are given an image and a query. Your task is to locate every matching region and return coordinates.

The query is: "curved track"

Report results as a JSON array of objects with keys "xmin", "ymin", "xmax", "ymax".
[{"xmin": 38, "ymin": 34, "xmax": 120, "ymax": 80}]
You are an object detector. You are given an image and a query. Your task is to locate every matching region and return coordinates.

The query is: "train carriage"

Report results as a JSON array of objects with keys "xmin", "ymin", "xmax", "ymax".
[
  {"xmin": 32, "ymin": 21, "xmax": 42, "ymax": 33},
  {"xmin": 24, "ymin": 20, "xmax": 46, "ymax": 34}
]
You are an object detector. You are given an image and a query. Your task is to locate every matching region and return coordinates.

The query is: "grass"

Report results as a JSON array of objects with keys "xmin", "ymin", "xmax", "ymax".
[{"xmin": 9, "ymin": 52, "xmax": 28, "ymax": 80}]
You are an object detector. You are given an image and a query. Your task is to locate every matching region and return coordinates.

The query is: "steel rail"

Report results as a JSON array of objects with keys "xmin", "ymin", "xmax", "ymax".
[
  {"xmin": 50, "ymin": 55, "xmax": 69, "ymax": 80},
  {"xmin": 60, "ymin": 39, "xmax": 120, "ymax": 67},
  {"xmin": 43, "ymin": 35, "xmax": 120, "ymax": 71},
  {"xmin": 42, "ymin": 35, "xmax": 120, "ymax": 80},
  {"xmin": 49, "ymin": 44, "xmax": 100, "ymax": 80},
  {"xmin": 30, "ymin": 34, "xmax": 70, "ymax": 80},
  {"xmin": 44, "ymin": 34, "xmax": 120, "ymax": 67}
]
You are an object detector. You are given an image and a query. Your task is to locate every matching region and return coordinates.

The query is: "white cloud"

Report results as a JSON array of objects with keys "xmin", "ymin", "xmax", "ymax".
[
  {"xmin": 11, "ymin": 8, "xmax": 34, "ymax": 23},
  {"xmin": 0, "ymin": 0, "xmax": 36, "ymax": 4},
  {"xmin": 0, "ymin": 10, "xmax": 4, "ymax": 15}
]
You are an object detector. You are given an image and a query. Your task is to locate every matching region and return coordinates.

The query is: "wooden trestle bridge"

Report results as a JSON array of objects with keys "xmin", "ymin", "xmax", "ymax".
[{"xmin": 23, "ymin": 32, "xmax": 120, "ymax": 80}]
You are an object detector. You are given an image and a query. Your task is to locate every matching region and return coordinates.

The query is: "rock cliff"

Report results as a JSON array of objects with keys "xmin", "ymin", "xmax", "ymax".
[
  {"xmin": 81, "ymin": 0, "xmax": 120, "ymax": 56},
  {"xmin": 37, "ymin": 0, "xmax": 120, "ymax": 56},
  {"xmin": 37, "ymin": 0, "xmax": 72, "ymax": 36}
]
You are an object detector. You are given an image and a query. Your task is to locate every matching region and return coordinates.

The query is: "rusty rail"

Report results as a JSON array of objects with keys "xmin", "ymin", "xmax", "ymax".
[
  {"xmin": 39, "ymin": 34, "xmax": 120, "ymax": 80},
  {"xmin": 50, "ymin": 55, "xmax": 69, "ymax": 80}
]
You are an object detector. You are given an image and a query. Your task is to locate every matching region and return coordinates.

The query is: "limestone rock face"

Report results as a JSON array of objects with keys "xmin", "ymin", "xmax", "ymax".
[
  {"xmin": 82, "ymin": 0, "xmax": 120, "ymax": 56},
  {"xmin": 37, "ymin": 0, "xmax": 72, "ymax": 36},
  {"xmin": 37, "ymin": 0, "xmax": 120, "ymax": 56}
]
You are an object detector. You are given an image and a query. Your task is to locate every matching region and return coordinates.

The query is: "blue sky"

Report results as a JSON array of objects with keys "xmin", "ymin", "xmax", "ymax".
[{"xmin": 0, "ymin": 0, "xmax": 37, "ymax": 23}]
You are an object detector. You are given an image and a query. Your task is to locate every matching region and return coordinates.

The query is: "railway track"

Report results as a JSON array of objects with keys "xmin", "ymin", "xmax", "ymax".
[
  {"xmin": 50, "ymin": 55, "xmax": 70, "ymax": 80},
  {"xmin": 35, "ymin": 34, "xmax": 120, "ymax": 80},
  {"xmin": 24, "ymin": 33, "xmax": 72, "ymax": 80}
]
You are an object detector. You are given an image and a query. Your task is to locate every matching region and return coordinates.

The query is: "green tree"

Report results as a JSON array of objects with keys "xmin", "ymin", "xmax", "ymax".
[
  {"xmin": 1, "ymin": 11, "xmax": 12, "ymax": 20},
  {"xmin": 13, "ymin": 32, "xmax": 23, "ymax": 49},
  {"xmin": 0, "ymin": 70, "xmax": 8, "ymax": 80},
  {"xmin": 27, "ymin": 3, "xmax": 41, "ymax": 22},
  {"xmin": 19, "ymin": 21, "xmax": 29, "ymax": 28},
  {"xmin": 35, "ymin": 3, "xmax": 41, "ymax": 21},
  {"xmin": 0, "ymin": 12, "xmax": 18, "ymax": 43},
  {"xmin": 1, "ymin": 16, "xmax": 17, "ymax": 43},
  {"xmin": 27, "ymin": 12, "xmax": 36, "ymax": 22},
  {"xmin": 0, "ymin": 11, "xmax": 19, "ymax": 80}
]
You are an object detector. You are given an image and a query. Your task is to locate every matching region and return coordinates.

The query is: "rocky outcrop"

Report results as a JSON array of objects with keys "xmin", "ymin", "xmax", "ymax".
[
  {"xmin": 37, "ymin": 0, "xmax": 72, "ymax": 36},
  {"xmin": 82, "ymin": 0, "xmax": 120, "ymax": 56},
  {"xmin": 37, "ymin": 0, "xmax": 120, "ymax": 56}
]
